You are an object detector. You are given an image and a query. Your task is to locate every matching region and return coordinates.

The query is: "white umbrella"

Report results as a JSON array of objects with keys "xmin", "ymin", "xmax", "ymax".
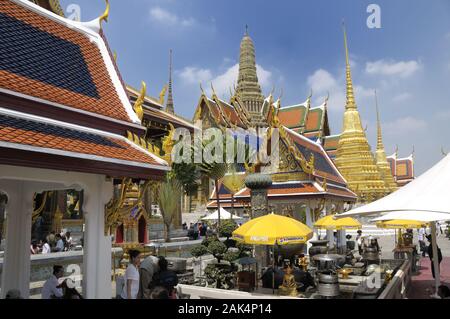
[
  {"xmin": 202, "ymin": 207, "xmax": 242, "ymax": 221},
  {"xmin": 338, "ymin": 154, "xmax": 450, "ymax": 298}
]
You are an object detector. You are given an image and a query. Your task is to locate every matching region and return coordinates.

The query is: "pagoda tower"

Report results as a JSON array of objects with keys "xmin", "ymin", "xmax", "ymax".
[
  {"xmin": 374, "ymin": 91, "xmax": 398, "ymax": 193},
  {"xmin": 235, "ymin": 26, "xmax": 265, "ymax": 125},
  {"xmin": 166, "ymin": 49, "xmax": 175, "ymax": 114},
  {"xmin": 334, "ymin": 23, "xmax": 387, "ymax": 202}
]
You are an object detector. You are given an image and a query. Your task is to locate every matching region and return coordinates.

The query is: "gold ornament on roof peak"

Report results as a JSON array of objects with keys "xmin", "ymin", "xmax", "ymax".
[
  {"xmin": 99, "ymin": 0, "xmax": 110, "ymax": 28},
  {"xmin": 133, "ymin": 81, "xmax": 146, "ymax": 121},
  {"xmin": 159, "ymin": 84, "xmax": 168, "ymax": 106}
]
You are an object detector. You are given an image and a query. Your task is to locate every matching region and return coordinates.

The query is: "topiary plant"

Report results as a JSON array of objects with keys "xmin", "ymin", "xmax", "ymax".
[
  {"xmin": 223, "ymin": 250, "xmax": 240, "ymax": 264},
  {"xmin": 207, "ymin": 240, "xmax": 227, "ymax": 263},
  {"xmin": 191, "ymin": 245, "xmax": 208, "ymax": 258},
  {"xmin": 219, "ymin": 219, "xmax": 238, "ymax": 239}
]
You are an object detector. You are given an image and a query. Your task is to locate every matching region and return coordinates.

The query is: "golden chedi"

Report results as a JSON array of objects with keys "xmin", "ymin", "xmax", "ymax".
[
  {"xmin": 334, "ymin": 24, "xmax": 387, "ymax": 202},
  {"xmin": 374, "ymin": 92, "xmax": 398, "ymax": 193}
]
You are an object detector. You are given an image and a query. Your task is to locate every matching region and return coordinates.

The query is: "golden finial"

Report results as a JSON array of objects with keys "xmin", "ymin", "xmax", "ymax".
[
  {"xmin": 441, "ymin": 147, "xmax": 447, "ymax": 156},
  {"xmin": 270, "ymin": 86, "xmax": 275, "ymax": 97},
  {"xmin": 322, "ymin": 177, "xmax": 328, "ymax": 192},
  {"xmin": 375, "ymin": 90, "xmax": 384, "ymax": 151},
  {"xmin": 200, "ymin": 83, "xmax": 205, "ymax": 95},
  {"xmin": 113, "ymin": 51, "xmax": 117, "ymax": 63},
  {"xmin": 133, "ymin": 81, "xmax": 146, "ymax": 121},
  {"xmin": 395, "ymin": 145, "xmax": 399, "ymax": 157},
  {"xmin": 159, "ymin": 84, "xmax": 168, "ymax": 105},
  {"xmin": 411, "ymin": 145, "xmax": 415, "ymax": 157},
  {"xmin": 342, "ymin": 20, "xmax": 356, "ymax": 110},
  {"xmin": 99, "ymin": 0, "xmax": 110, "ymax": 28},
  {"xmin": 211, "ymin": 82, "xmax": 217, "ymax": 97},
  {"xmin": 279, "ymin": 88, "xmax": 284, "ymax": 101}
]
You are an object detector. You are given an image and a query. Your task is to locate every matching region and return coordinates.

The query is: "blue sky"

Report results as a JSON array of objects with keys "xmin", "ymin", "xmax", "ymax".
[{"xmin": 60, "ymin": 0, "xmax": 450, "ymax": 175}]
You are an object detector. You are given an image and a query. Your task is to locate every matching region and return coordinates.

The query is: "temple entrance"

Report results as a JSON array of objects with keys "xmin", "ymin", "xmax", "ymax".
[{"xmin": 115, "ymin": 224, "xmax": 124, "ymax": 244}]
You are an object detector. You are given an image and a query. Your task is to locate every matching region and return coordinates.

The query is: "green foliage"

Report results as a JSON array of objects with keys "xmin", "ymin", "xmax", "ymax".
[
  {"xmin": 204, "ymin": 263, "xmax": 238, "ymax": 289},
  {"xmin": 219, "ymin": 219, "xmax": 238, "ymax": 239},
  {"xmin": 207, "ymin": 241, "xmax": 227, "ymax": 262},
  {"xmin": 223, "ymin": 250, "xmax": 240, "ymax": 263},
  {"xmin": 201, "ymin": 235, "xmax": 219, "ymax": 247},
  {"xmin": 158, "ymin": 177, "xmax": 182, "ymax": 242},
  {"xmin": 190, "ymin": 245, "xmax": 208, "ymax": 258}
]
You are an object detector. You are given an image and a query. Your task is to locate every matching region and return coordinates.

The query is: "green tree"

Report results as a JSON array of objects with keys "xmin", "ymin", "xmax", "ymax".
[
  {"xmin": 158, "ymin": 177, "xmax": 182, "ymax": 242},
  {"xmin": 170, "ymin": 162, "xmax": 200, "ymax": 214}
]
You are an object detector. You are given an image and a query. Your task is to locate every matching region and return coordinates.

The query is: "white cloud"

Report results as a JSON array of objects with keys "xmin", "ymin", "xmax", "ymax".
[
  {"xmin": 307, "ymin": 69, "xmax": 337, "ymax": 93},
  {"xmin": 306, "ymin": 69, "xmax": 374, "ymax": 110},
  {"xmin": 177, "ymin": 63, "xmax": 273, "ymax": 98},
  {"xmin": 149, "ymin": 7, "xmax": 196, "ymax": 28},
  {"xmin": 365, "ymin": 59, "xmax": 422, "ymax": 78},
  {"xmin": 392, "ymin": 92, "xmax": 412, "ymax": 103},
  {"xmin": 178, "ymin": 67, "xmax": 212, "ymax": 85},
  {"xmin": 384, "ymin": 117, "xmax": 427, "ymax": 135}
]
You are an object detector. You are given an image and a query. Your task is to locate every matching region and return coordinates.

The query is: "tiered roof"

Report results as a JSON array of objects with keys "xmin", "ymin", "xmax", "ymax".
[
  {"xmin": 387, "ymin": 151, "xmax": 415, "ymax": 187},
  {"xmin": 0, "ymin": 0, "xmax": 169, "ymax": 178}
]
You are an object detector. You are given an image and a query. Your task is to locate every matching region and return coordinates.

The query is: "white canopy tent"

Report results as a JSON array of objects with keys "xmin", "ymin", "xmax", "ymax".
[
  {"xmin": 338, "ymin": 154, "xmax": 450, "ymax": 298},
  {"xmin": 202, "ymin": 207, "xmax": 243, "ymax": 221},
  {"xmin": 340, "ymin": 154, "xmax": 450, "ymax": 217}
]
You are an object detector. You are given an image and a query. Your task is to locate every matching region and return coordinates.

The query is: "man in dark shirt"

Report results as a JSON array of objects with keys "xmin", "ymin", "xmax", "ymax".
[
  {"xmin": 426, "ymin": 235, "xmax": 443, "ymax": 279},
  {"xmin": 154, "ymin": 257, "xmax": 178, "ymax": 299}
]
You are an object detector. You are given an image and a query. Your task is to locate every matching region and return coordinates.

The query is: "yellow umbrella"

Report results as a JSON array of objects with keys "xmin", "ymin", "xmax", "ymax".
[
  {"xmin": 314, "ymin": 214, "xmax": 362, "ymax": 230},
  {"xmin": 376, "ymin": 219, "xmax": 428, "ymax": 229},
  {"xmin": 232, "ymin": 213, "xmax": 313, "ymax": 245}
]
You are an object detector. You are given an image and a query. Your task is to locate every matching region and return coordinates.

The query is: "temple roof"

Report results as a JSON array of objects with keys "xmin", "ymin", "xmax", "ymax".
[
  {"xmin": 0, "ymin": 108, "xmax": 169, "ymax": 177},
  {"xmin": 208, "ymin": 179, "xmax": 356, "ymax": 207},
  {"xmin": 1, "ymin": 0, "xmax": 141, "ymax": 126},
  {"xmin": 387, "ymin": 152, "xmax": 415, "ymax": 183},
  {"xmin": 0, "ymin": 0, "xmax": 169, "ymax": 177}
]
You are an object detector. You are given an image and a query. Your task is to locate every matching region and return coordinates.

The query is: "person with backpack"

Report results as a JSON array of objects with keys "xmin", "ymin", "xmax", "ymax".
[{"xmin": 153, "ymin": 257, "xmax": 178, "ymax": 299}]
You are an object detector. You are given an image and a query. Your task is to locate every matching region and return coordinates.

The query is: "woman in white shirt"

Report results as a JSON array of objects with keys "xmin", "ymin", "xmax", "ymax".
[
  {"xmin": 121, "ymin": 249, "xmax": 141, "ymax": 299},
  {"xmin": 42, "ymin": 239, "xmax": 51, "ymax": 254}
]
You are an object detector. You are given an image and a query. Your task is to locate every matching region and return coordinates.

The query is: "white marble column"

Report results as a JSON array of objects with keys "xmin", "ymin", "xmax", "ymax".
[
  {"xmin": 0, "ymin": 180, "xmax": 33, "ymax": 299},
  {"xmin": 305, "ymin": 201, "xmax": 318, "ymax": 252},
  {"xmin": 82, "ymin": 176, "xmax": 113, "ymax": 299}
]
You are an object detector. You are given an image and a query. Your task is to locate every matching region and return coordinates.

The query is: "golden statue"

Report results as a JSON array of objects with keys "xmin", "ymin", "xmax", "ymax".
[
  {"xmin": 133, "ymin": 81, "xmax": 146, "ymax": 121},
  {"xmin": 159, "ymin": 84, "xmax": 168, "ymax": 106},
  {"xmin": 298, "ymin": 255, "xmax": 309, "ymax": 272},
  {"xmin": 161, "ymin": 123, "xmax": 176, "ymax": 163},
  {"xmin": 278, "ymin": 266, "xmax": 298, "ymax": 297}
]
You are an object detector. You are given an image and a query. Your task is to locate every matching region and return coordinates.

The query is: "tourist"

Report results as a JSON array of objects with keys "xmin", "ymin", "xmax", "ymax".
[
  {"xmin": 182, "ymin": 223, "xmax": 187, "ymax": 231},
  {"xmin": 193, "ymin": 223, "xmax": 199, "ymax": 240},
  {"xmin": 30, "ymin": 240, "xmax": 39, "ymax": 255},
  {"xmin": 153, "ymin": 257, "xmax": 178, "ymax": 299},
  {"xmin": 418, "ymin": 227, "xmax": 427, "ymax": 257},
  {"xmin": 150, "ymin": 286, "xmax": 170, "ymax": 299},
  {"xmin": 201, "ymin": 222, "xmax": 208, "ymax": 239},
  {"xmin": 198, "ymin": 223, "xmax": 203, "ymax": 239},
  {"xmin": 46, "ymin": 231, "xmax": 56, "ymax": 249},
  {"xmin": 138, "ymin": 254, "xmax": 160, "ymax": 299},
  {"xmin": 356, "ymin": 230, "xmax": 363, "ymax": 255},
  {"xmin": 65, "ymin": 232, "xmax": 73, "ymax": 251},
  {"xmin": 54, "ymin": 234, "xmax": 65, "ymax": 252},
  {"xmin": 426, "ymin": 235, "xmax": 443, "ymax": 279},
  {"xmin": 41, "ymin": 239, "xmax": 51, "ymax": 254},
  {"xmin": 121, "ymin": 249, "xmax": 141, "ymax": 299},
  {"xmin": 42, "ymin": 265, "xmax": 66, "ymax": 299}
]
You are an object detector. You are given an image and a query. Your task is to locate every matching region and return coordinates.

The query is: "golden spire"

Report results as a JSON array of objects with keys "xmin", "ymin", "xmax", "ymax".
[
  {"xmin": 374, "ymin": 91, "xmax": 397, "ymax": 192},
  {"xmin": 334, "ymin": 22, "xmax": 387, "ymax": 202},
  {"xmin": 342, "ymin": 21, "xmax": 356, "ymax": 110},
  {"xmin": 375, "ymin": 90, "xmax": 383, "ymax": 151}
]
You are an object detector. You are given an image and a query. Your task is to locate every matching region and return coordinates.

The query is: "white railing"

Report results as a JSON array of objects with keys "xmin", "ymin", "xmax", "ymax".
[{"xmin": 176, "ymin": 284, "xmax": 300, "ymax": 299}]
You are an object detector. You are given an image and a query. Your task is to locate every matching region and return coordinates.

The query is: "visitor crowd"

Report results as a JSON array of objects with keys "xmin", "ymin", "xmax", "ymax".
[{"xmin": 30, "ymin": 231, "xmax": 74, "ymax": 255}]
